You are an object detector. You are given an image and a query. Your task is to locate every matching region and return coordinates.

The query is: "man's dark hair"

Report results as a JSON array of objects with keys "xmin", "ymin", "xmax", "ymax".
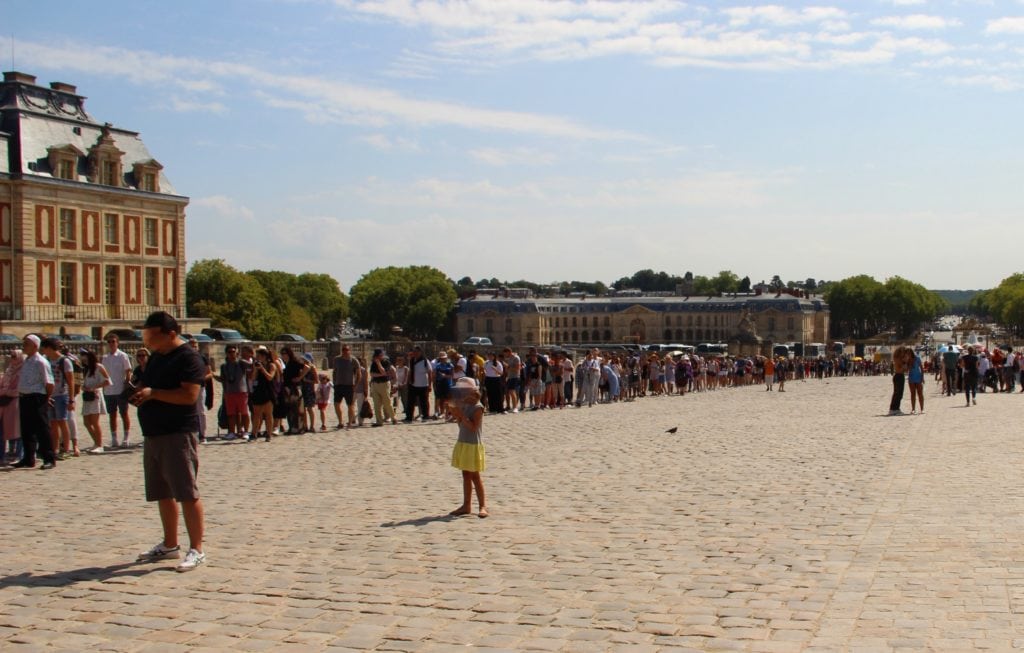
[
  {"xmin": 142, "ymin": 311, "xmax": 179, "ymax": 334},
  {"xmin": 40, "ymin": 336, "xmax": 63, "ymax": 351}
]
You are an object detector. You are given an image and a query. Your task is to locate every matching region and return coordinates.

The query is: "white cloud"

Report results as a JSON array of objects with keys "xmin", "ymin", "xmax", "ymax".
[
  {"xmin": 946, "ymin": 73, "xmax": 1022, "ymax": 91},
  {"xmin": 468, "ymin": 147, "xmax": 557, "ymax": 167},
  {"xmin": 870, "ymin": 14, "xmax": 961, "ymax": 30},
  {"xmin": 0, "ymin": 38, "xmax": 636, "ymax": 141},
  {"xmin": 890, "ymin": 0, "xmax": 926, "ymax": 5},
  {"xmin": 986, "ymin": 17, "xmax": 1024, "ymax": 34},
  {"xmin": 170, "ymin": 98, "xmax": 228, "ymax": 114},
  {"xmin": 358, "ymin": 133, "xmax": 421, "ymax": 151},
  {"xmin": 723, "ymin": 5, "xmax": 848, "ymax": 28},
  {"xmin": 193, "ymin": 195, "xmax": 256, "ymax": 222}
]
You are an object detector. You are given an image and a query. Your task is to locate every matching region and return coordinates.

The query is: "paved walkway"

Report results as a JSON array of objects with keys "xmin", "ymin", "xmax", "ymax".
[{"xmin": 2, "ymin": 377, "xmax": 1023, "ymax": 651}]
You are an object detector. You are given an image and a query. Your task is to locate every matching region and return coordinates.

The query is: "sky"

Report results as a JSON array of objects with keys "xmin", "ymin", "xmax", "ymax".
[{"xmin": 6, "ymin": 1, "xmax": 1024, "ymax": 292}]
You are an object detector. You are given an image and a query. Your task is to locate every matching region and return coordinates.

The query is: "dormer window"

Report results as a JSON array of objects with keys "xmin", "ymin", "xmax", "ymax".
[
  {"xmin": 132, "ymin": 159, "xmax": 163, "ymax": 193},
  {"xmin": 46, "ymin": 144, "xmax": 84, "ymax": 181},
  {"xmin": 87, "ymin": 123, "xmax": 124, "ymax": 187}
]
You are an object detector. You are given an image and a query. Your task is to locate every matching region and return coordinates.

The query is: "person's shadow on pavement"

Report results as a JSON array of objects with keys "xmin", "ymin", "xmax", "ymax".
[{"xmin": 0, "ymin": 561, "xmax": 166, "ymax": 588}]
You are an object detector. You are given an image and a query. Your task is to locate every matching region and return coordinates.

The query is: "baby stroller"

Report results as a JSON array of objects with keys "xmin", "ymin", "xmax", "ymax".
[{"xmin": 984, "ymin": 368, "xmax": 998, "ymax": 392}]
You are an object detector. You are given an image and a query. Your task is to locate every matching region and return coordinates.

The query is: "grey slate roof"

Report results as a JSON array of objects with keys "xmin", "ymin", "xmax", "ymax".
[{"xmin": 0, "ymin": 73, "xmax": 181, "ymax": 197}]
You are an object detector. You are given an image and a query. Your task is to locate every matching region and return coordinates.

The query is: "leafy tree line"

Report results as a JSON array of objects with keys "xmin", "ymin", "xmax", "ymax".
[
  {"xmin": 823, "ymin": 275, "xmax": 947, "ymax": 340},
  {"xmin": 186, "ymin": 260, "xmax": 949, "ymax": 342},
  {"xmin": 186, "ymin": 260, "xmax": 348, "ymax": 340},
  {"xmin": 970, "ymin": 274, "xmax": 1024, "ymax": 337}
]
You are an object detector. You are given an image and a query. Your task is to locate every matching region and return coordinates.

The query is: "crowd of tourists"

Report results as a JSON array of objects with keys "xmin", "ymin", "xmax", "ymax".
[{"xmin": 3, "ymin": 334, "xmax": 999, "ymax": 463}]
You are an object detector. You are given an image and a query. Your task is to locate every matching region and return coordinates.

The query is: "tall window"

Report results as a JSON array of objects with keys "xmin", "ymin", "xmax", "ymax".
[
  {"xmin": 787, "ymin": 317, "xmax": 795, "ymax": 330},
  {"xmin": 101, "ymin": 160, "xmax": 119, "ymax": 186},
  {"xmin": 141, "ymin": 172, "xmax": 157, "ymax": 192},
  {"xmin": 144, "ymin": 218, "xmax": 158, "ymax": 247},
  {"xmin": 59, "ymin": 208, "xmax": 76, "ymax": 241},
  {"xmin": 144, "ymin": 268, "xmax": 157, "ymax": 305},
  {"xmin": 58, "ymin": 159, "xmax": 75, "ymax": 180},
  {"xmin": 105, "ymin": 266, "xmax": 119, "ymax": 305},
  {"xmin": 60, "ymin": 263, "xmax": 76, "ymax": 305},
  {"xmin": 104, "ymin": 214, "xmax": 119, "ymax": 244},
  {"xmin": 767, "ymin": 317, "xmax": 776, "ymax": 332},
  {"xmin": 467, "ymin": 318, "xmax": 475, "ymax": 333},
  {"xmin": 485, "ymin": 318, "xmax": 493, "ymax": 332}
]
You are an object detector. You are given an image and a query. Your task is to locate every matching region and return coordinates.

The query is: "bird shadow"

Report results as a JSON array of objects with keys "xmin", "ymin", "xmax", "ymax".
[{"xmin": 0, "ymin": 562, "xmax": 166, "ymax": 589}]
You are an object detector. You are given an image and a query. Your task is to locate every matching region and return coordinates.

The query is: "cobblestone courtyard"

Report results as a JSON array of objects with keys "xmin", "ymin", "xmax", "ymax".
[{"xmin": 3, "ymin": 376, "xmax": 1024, "ymax": 651}]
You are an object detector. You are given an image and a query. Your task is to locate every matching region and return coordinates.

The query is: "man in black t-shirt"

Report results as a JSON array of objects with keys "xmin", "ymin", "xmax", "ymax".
[{"xmin": 131, "ymin": 312, "xmax": 208, "ymax": 573}]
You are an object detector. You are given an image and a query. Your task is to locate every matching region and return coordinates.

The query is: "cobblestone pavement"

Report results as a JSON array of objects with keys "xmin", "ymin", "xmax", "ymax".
[{"xmin": 2, "ymin": 376, "xmax": 1024, "ymax": 651}]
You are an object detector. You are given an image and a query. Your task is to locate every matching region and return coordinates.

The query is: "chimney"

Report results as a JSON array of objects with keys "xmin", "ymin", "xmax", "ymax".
[
  {"xmin": 50, "ymin": 81, "xmax": 77, "ymax": 94},
  {"xmin": 3, "ymin": 71, "xmax": 37, "ymax": 84}
]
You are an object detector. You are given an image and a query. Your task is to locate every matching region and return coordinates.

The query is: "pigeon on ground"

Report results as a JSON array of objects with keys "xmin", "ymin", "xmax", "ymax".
[{"xmin": 665, "ymin": 427, "xmax": 678, "ymax": 434}]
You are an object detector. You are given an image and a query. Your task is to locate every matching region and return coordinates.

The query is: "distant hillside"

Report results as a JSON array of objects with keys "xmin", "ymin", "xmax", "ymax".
[{"xmin": 932, "ymin": 289, "xmax": 981, "ymax": 310}]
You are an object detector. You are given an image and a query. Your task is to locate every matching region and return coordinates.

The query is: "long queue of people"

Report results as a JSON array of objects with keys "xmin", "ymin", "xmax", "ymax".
[
  {"xmin": 2, "ymin": 334, "xmax": 905, "ymax": 464},
  {"xmin": 1, "ymin": 334, "xmax": 145, "ymax": 467}
]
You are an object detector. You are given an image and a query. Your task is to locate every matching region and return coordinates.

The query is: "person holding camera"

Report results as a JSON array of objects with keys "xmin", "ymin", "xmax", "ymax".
[
  {"xmin": 131, "ymin": 312, "xmax": 208, "ymax": 572},
  {"xmin": 250, "ymin": 347, "xmax": 278, "ymax": 442},
  {"xmin": 79, "ymin": 349, "xmax": 111, "ymax": 453}
]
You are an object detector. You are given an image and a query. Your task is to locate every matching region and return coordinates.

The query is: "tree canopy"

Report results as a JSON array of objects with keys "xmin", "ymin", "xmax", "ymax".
[
  {"xmin": 972, "ymin": 274, "xmax": 1024, "ymax": 336},
  {"xmin": 824, "ymin": 274, "xmax": 947, "ymax": 339},
  {"xmin": 186, "ymin": 260, "xmax": 348, "ymax": 340},
  {"xmin": 349, "ymin": 266, "xmax": 457, "ymax": 339}
]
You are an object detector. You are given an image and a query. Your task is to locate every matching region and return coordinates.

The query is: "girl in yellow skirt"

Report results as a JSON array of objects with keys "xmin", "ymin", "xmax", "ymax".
[{"xmin": 449, "ymin": 378, "xmax": 487, "ymax": 518}]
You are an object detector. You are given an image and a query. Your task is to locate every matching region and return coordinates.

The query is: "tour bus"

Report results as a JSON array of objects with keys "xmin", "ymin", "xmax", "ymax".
[
  {"xmin": 772, "ymin": 343, "xmax": 795, "ymax": 359},
  {"xmin": 804, "ymin": 342, "xmax": 828, "ymax": 358},
  {"xmin": 696, "ymin": 342, "xmax": 729, "ymax": 357}
]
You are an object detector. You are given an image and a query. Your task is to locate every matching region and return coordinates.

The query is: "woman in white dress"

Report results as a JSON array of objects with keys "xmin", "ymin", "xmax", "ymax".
[{"xmin": 79, "ymin": 348, "xmax": 111, "ymax": 453}]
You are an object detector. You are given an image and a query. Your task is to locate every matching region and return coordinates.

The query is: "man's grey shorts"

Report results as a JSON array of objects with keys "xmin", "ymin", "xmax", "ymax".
[
  {"xmin": 104, "ymin": 393, "xmax": 130, "ymax": 415},
  {"xmin": 143, "ymin": 432, "xmax": 200, "ymax": 502}
]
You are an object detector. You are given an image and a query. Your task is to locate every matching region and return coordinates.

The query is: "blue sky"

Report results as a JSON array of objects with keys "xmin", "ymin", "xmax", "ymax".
[{"xmin": 7, "ymin": 1, "xmax": 1024, "ymax": 291}]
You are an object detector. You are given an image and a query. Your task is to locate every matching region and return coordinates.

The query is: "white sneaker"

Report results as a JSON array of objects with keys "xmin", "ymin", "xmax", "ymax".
[
  {"xmin": 137, "ymin": 542, "xmax": 180, "ymax": 562},
  {"xmin": 176, "ymin": 548, "xmax": 206, "ymax": 572},
  {"xmin": 224, "ymin": 433, "xmax": 236, "ymax": 441},
  {"xmin": 88, "ymin": 446, "xmax": 104, "ymax": 454}
]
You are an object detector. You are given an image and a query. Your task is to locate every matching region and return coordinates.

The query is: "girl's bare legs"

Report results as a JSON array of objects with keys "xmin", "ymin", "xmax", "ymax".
[
  {"xmin": 451, "ymin": 471, "xmax": 473, "ymax": 515},
  {"xmin": 451, "ymin": 471, "xmax": 487, "ymax": 517},
  {"xmin": 84, "ymin": 414, "xmax": 103, "ymax": 448},
  {"xmin": 470, "ymin": 471, "xmax": 487, "ymax": 517}
]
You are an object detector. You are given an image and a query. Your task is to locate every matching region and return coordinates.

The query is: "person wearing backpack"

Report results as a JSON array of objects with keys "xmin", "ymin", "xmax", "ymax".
[{"xmin": 41, "ymin": 337, "xmax": 76, "ymax": 459}]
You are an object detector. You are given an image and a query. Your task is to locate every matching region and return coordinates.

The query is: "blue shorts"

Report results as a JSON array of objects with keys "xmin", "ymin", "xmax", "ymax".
[{"xmin": 50, "ymin": 394, "xmax": 70, "ymax": 421}]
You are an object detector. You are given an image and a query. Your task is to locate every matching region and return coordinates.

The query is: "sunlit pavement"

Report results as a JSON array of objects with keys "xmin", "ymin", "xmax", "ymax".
[{"xmin": 3, "ymin": 376, "xmax": 1023, "ymax": 651}]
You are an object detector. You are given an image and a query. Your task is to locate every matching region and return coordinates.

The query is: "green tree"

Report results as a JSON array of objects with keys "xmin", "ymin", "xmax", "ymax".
[
  {"xmin": 349, "ymin": 266, "xmax": 457, "ymax": 339},
  {"xmin": 982, "ymin": 274, "xmax": 1024, "ymax": 336},
  {"xmin": 186, "ymin": 259, "xmax": 280, "ymax": 339},
  {"xmin": 824, "ymin": 275, "xmax": 885, "ymax": 339},
  {"xmin": 738, "ymin": 276, "xmax": 751, "ymax": 293},
  {"xmin": 880, "ymin": 276, "xmax": 948, "ymax": 339},
  {"xmin": 292, "ymin": 273, "xmax": 349, "ymax": 339},
  {"xmin": 710, "ymin": 270, "xmax": 739, "ymax": 294}
]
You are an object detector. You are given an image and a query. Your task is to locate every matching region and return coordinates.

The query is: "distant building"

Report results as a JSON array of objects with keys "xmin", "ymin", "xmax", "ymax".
[
  {"xmin": 457, "ymin": 292, "xmax": 829, "ymax": 348},
  {"xmin": 0, "ymin": 71, "xmax": 204, "ymax": 338}
]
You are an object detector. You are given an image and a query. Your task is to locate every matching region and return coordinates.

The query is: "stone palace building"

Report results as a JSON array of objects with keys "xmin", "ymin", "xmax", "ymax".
[
  {"xmin": 0, "ymin": 71, "xmax": 204, "ymax": 338},
  {"xmin": 456, "ymin": 289, "xmax": 830, "ymax": 351}
]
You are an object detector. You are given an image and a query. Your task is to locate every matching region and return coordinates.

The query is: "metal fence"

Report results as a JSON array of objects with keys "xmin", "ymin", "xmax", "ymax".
[{"xmin": 0, "ymin": 304, "xmax": 186, "ymax": 322}]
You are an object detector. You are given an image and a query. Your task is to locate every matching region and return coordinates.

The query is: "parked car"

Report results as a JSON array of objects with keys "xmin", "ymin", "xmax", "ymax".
[
  {"xmin": 201, "ymin": 327, "xmax": 249, "ymax": 342},
  {"xmin": 462, "ymin": 336, "xmax": 493, "ymax": 347},
  {"xmin": 103, "ymin": 328, "xmax": 143, "ymax": 342},
  {"xmin": 274, "ymin": 334, "xmax": 307, "ymax": 342},
  {"xmin": 182, "ymin": 333, "xmax": 215, "ymax": 343},
  {"xmin": 0, "ymin": 333, "xmax": 20, "ymax": 343}
]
